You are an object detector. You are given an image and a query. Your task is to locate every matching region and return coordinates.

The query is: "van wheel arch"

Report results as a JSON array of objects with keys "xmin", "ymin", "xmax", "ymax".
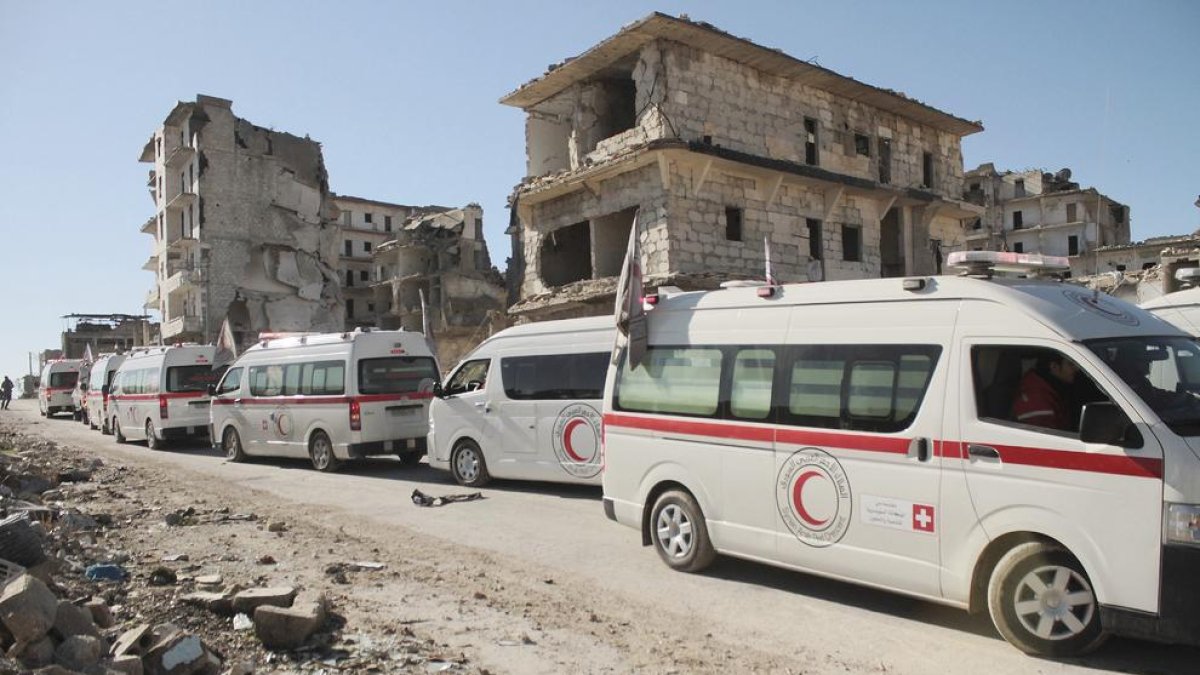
[
  {"xmin": 969, "ymin": 532, "xmax": 1066, "ymax": 614},
  {"xmin": 641, "ymin": 481, "xmax": 695, "ymax": 547}
]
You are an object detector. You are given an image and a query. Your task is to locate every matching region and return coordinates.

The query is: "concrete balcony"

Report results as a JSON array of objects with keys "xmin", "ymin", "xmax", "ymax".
[
  {"xmin": 141, "ymin": 254, "xmax": 158, "ymax": 271},
  {"xmin": 164, "ymin": 190, "xmax": 197, "ymax": 214},
  {"xmin": 162, "ymin": 315, "xmax": 203, "ymax": 339},
  {"xmin": 164, "ymin": 144, "xmax": 195, "ymax": 169},
  {"xmin": 166, "ymin": 235, "xmax": 201, "ymax": 253},
  {"xmin": 144, "ymin": 287, "xmax": 160, "ymax": 309},
  {"xmin": 140, "ymin": 217, "xmax": 157, "ymax": 235},
  {"xmin": 161, "ymin": 268, "xmax": 201, "ymax": 296}
]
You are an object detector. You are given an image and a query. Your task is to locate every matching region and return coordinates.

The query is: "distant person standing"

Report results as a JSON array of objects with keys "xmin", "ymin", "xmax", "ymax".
[{"xmin": 0, "ymin": 376, "xmax": 13, "ymax": 410}]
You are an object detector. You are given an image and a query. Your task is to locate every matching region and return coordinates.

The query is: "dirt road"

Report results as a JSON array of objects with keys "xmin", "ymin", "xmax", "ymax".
[{"xmin": 6, "ymin": 401, "xmax": 1195, "ymax": 674}]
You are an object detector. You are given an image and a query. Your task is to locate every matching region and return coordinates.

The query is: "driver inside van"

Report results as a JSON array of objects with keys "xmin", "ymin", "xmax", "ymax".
[{"xmin": 1012, "ymin": 353, "xmax": 1079, "ymax": 431}]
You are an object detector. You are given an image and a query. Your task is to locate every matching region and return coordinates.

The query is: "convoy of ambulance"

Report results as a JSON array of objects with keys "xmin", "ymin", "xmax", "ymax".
[{"xmin": 30, "ymin": 251, "xmax": 1200, "ymax": 657}]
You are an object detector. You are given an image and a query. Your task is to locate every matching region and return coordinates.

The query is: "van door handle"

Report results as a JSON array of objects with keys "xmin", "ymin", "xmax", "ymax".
[
  {"xmin": 909, "ymin": 437, "xmax": 930, "ymax": 462},
  {"xmin": 474, "ymin": 402, "xmax": 490, "ymax": 413},
  {"xmin": 968, "ymin": 444, "xmax": 1000, "ymax": 460},
  {"xmin": 233, "ymin": 398, "xmax": 243, "ymax": 407}
]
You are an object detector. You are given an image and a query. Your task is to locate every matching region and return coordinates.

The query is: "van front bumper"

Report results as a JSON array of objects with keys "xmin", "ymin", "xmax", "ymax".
[
  {"xmin": 348, "ymin": 437, "xmax": 427, "ymax": 459},
  {"xmin": 1100, "ymin": 544, "xmax": 1200, "ymax": 647}
]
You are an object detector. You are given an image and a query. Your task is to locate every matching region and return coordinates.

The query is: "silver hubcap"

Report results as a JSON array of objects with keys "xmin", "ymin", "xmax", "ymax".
[
  {"xmin": 146, "ymin": 423, "xmax": 155, "ymax": 444},
  {"xmin": 225, "ymin": 430, "xmax": 239, "ymax": 457},
  {"xmin": 313, "ymin": 437, "xmax": 331, "ymax": 468},
  {"xmin": 455, "ymin": 447, "xmax": 479, "ymax": 481},
  {"xmin": 1013, "ymin": 565, "xmax": 1096, "ymax": 641},
  {"xmin": 656, "ymin": 504, "xmax": 693, "ymax": 559}
]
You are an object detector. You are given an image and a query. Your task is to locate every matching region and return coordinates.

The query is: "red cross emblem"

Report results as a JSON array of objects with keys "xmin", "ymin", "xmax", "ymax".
[{"xmin": 913, "ymin": 504, "xmax": 935, "ymax": 533}]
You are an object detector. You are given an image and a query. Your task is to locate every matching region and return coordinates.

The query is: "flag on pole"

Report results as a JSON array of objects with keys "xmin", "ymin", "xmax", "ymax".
[
  {"xmin": 419, "ymin": 288, "xmax": 439, "ymax": 361},
  {"xmin": 81, "ymin": 343, "xmax": 94, "ymax": 365},
  {"xmin": 614, "ymin": 211, "xmax": 647, "ymax": 368},
  {"xmin": 764, "ymin": 236, "xmax": 778, "ymax": 286},
  {"xmin": 213, "ymin": 318, "xmax": 238, "ymax": 370}
]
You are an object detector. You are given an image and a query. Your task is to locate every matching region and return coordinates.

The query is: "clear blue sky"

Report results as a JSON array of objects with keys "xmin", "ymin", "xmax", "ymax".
[{"xmin": 1, "ymin": 0, "xmax": 1197, "ymax": 381}]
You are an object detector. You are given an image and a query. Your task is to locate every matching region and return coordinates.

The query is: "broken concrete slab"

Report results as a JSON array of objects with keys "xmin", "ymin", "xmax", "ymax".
[
  {"xmin": 0, "ymin": 574, "xmax": 57, "ymax": 643},
  {"xmin": 230, "ymin": 586, "xmax": 295, "ymax": 615},
  {"xmin": 252, "ymin": 594, "xmax": 326, "ymax": 650},
  {"xmin": 54, "ymin": 634, "xmax": 102, "ymax": 672},
  {"xmin": 179, "ymin": 591, "xmax": 233, "ymax": 616},
  {"xmin": 143, "ymin": 630, "xmax": 213, "ymax": 675},
  {"xmin": 194, "ymin": 574, "xmax": 222, "ymax": 587},
  {"xmin": 14, "ymin": 635, "xmax": 55, "ymax": 668},
  {"xmin": 110, "ymin": 654, "xmax": 145, "ymax": 675},
  {"xmin": 84, "ymin": 597, "xmax": 114, "ymax": 628},
  {"xmin": 52, "ymin": 599, "xmax": 99, "ymax": 639},
  {"xmin": 111, "ymin": 623, "xmax": 153, "ymax": 658}
]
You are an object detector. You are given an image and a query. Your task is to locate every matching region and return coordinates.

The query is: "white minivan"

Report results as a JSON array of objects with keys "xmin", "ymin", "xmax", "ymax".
[
  {"xmin": 85, "ymin": 353, "xmax": 127, "ymax": 433},
  {"xmin": 39, "ymin": 360, "xmax": 83, "ymax": 418},
  {"xmin": 1140, "ymin": 269, "xmax": 1200, "ymax": 336},
  {"xmin": 110, "ymin": 345, "xmax": 219, "ymax": 448},
  {"xmin": 428, "ymin": 317, "xmax": 613, "ymax": 487},
  {"xmin": 602, "ymin": 252, "xmax": 1200, "ymax": 657},
  {"xmin": 209, "ymin": 329, "xmax": 438, "ymax": 471}
]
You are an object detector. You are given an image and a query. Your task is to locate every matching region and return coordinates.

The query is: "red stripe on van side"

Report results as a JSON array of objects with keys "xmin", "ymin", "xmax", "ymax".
[
  {"xmin": 210, "ymin": 392, "xmax": 432, "ymax": 406},
  {"xmin": 112, "ymin": 392, "xmax": 206, "ymax": 402},
  {"xmin": 603, "ymin": 414, "xmax": 1162, "ymax": 479}
]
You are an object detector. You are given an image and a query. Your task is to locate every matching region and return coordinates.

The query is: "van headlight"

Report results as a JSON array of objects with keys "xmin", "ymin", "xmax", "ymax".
[{"xmin": 1165, "ymin": 503, "xmax": 1200, "ymax": 547}]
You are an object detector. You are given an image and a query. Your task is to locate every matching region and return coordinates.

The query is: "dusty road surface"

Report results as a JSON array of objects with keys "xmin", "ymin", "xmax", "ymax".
[{"xmin": 6, "ymin": 401, "xmax": 1197, "ymax": 674}]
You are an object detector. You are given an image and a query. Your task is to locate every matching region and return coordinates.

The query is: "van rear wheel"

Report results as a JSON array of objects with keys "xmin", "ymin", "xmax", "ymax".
[
  {"xmin": 223, "ymin": 427, "xmax": 246, "ymax": 462},
  {"xmin": 308, "ymin": 431, "xmax": 340, "ymax": 472},
  {"xmin": 450, "ymin": 440, "xmax": 490, "ymax": 487},
  {"xmin": 114, "ymin": 419, "xmax": 126, "ymax": 444},
  {"xmin": 145, "ymin": 421, "xmax": 162, "ymax": 450},
  {"xmin": 987, "ymin": 542, "xmax": 1107, "ymax": 657},
  {"xmin": 650, "ymin": 490, "xmax": 716, "ymax": 573}
]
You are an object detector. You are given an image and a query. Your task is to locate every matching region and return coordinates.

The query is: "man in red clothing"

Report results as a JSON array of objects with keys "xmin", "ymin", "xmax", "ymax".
[{"xmin": 1012, "ymin": 354, "xmax": 1079, "ymax": 431}]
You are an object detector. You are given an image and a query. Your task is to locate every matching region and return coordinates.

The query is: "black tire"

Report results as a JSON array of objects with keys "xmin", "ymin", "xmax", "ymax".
[
  {"xmin": 145, "ymin": 420, "xmax": 162, "ymax": 450},
  {"xmin": 308, "ymin": 430, "xmax": 340, "ymax": 472},
  {"xmin": 222, "ymin": 426, "xmax": 246, "ymax": 462},
  {"xmin": 450, "ymin": 440, "xmax": 490, "ymax": 487},
  {"xmin": 101, "ymin": 417, "xmax": 112, "ymax": 435},
  {"xmin": 114, "ymin": 419, "xmax": 127, "ymax": 444},
  {"xmin": 649, "ymin": 490, "xmax": 716, "ymax": 573},
  {"xmin": 987, "ymin": 542, "xmax": 1108, "ymax": 657}
]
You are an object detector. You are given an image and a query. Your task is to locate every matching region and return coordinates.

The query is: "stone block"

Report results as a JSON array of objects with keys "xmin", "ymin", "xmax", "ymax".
[
  {"xmin": 230, "ymin": 587, "xmax": 295, "ymax": 615},
  {"xmin": 0, "ymin": 574, "xmax": 57, "ymax": 643},
  {"xmin": 52, "ymin": 599, "xmax": 99, "ymax": 639},
  {"xmin": 54, "ymin": 634, "xmax": 102, "ymax": 671},
  {"xmin": 84, "ymin": 598, "xmax": 115, "ymax": 629},
  {"xmin": 110, "ymin": 654, "xmax": 145, "ymax": 675},
  {"xmin": 14, "ymin": 634, "xmax": 55, "ymax": 668},
  {"xmin": 180, "ymin": 591, "xmax": 233, "ymax": 616},
  {"xmin": 111, "ymin": 624, "xmax": 153, "ymax": 658},
  {"xmin": 252, "ymin": 594, "xmax": 326, "ymax": 650},
  {"xmin": 143, "ymin": 631, "xmax": 207, "ymax": 675}
]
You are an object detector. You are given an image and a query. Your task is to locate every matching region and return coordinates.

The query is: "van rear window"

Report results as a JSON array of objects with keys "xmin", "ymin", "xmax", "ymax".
[
  {"xmin": 358, "ymin": 357, "xmax": 438, "ymax": 395},
  {"xmin": 49, "ymin": 372, "xmax": 78, "ymax": 388},
  {"xmin": 167, "ymin": 365, "xmax": 222, "ymax": 393}
]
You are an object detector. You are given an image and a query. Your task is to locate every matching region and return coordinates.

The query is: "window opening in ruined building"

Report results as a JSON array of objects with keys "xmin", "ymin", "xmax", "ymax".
[
  {"xmin": 807, "ymin": 218, "xmax": 823, "ymax": 260},
  {"xmin": 595, "ymin": 73, "xmax": 638, "ymax": 144},
  {"xmin": 725, "ymin": 207, "xmax": 743, "ymax": 242},
  {"xmin": 1068, "ymin": 235, "xmax": 1080, "ymax": 256},
  {"xmin": 359, "ymin": 270, "xmax": 369, "ymax": 282},
  {"xmin": 364, "ymin": 241, "xmax": 372, "ymax": 253},
  {"xmin": 1013, "ymin": 242, "xmax": 1024, "ymax": 253},
  {"xmin": 880, "ymin": 209, "xmax": 903, "ymax": 278},
  {"xmin": 344, "ymin": 240, "xmax": 352, "ymax": 256},
  {"xmin": 922, "ymin": 152, "xmax": 934, "ymax": 189},
  {"xmin": 1013, "ymin": 210, "xmax": 1024, "ymax": 229},
  {"xmin": 804, "ymin": 118, "xmax": 819, "ymax": 166},
  {"xmin": 1014, "ymin": 179, "xmax": 1026, "ymax": 198},
  {"xmin": 1142, "ymin": 262, "xmax": 1156, "ymax": 270},
  {"xmin": 842, "ymin": 225, "xmax": 862, "ymax": 262},
  {"xmin": 367, "ymin": 303, "xmax": 375, "ymax": 313},
  {"xmin": 591, "ymin": 207, "xmax": 638, "ymax": 278},
  {"xmin": 971, "ymin": 217, "xmax": 982, "ymax": 230},
  {"xmin": 180, "ymin": 172, "xmax": 186, "ymax": 194},
  {"xmin": 539, "ymin": 221, "xmax": 592, "ymax": 287},
  {"xmin": 878, "ymin": 138, "xmax": 892, "ymax": 184},
  {"xmin": 1067, "ymin": 203, "xmax": 1078, "ymax": 223},
  {"xmin": 385, "ymin": 215, "xmax": 392, "ymax": 232},
  {"xmin": 347, "ymin": 299, "xmax": 355, "ymax": 317},
  {"xmin": 342, "ymin": 210, "xmax": 351, "ymax": 225},
  {"xmin": 1111, "ymin": 205, "xmax": 1125, "ymax": 223},
  {"xmin": 365, "ymin": 212, "xmax": 373, "ymax": 224},
  {"xmin": 1116, "ymin": 264, "xmax": 1127, "ymax": 272},
  {"xmin": 346, "ymin": 270, "xmax": 354, "ymax": 287},
  {"xmin": 970, "ymin": 182, "xmax": 981, "ymax": 192},
  {"xmin": 854, "ymin": 134, "xmax": 871, "ymax": 157}
]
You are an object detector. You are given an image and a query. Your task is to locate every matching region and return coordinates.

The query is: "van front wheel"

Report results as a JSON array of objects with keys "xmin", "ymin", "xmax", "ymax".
[
  {"xmin": 987, "ymin": 542, "xmax": 1107, "ymax": 657},
  {"xmin": 650, "ymin": 490, "xmax": 716, "ymax": 573},
  {"xmin": 451, "ymin": 440, "xmax": 490, "ymax": 487},
  {"xmin": 308, "ymin": 431, "xmax": 340, "ymax": 472},
  {"xmin": 114, "ymin": 419, "xmax": 126, "ymax": 444},
  {"xmin": 223, "ymin": 427, "xmax": 246, "ymax": 462}
]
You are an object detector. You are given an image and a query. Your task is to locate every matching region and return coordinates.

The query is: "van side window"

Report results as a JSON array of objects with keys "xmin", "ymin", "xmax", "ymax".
[
  {"xmin": 500, "ymin": 352, "xmax": 609, "ymax": 400},
  {"xmin": 145, "ymin": 369, "xmax": 161, "ymax": 394},
  {"xmin": 971, "ymin": 345, "xmax": 1110, "ymax": 436},
  {"xmin": 615, "ymin": 347, "xmax": 723, "ymax": 417},
  {"xmin": 217, "ymin": 368, "xmax": 242, "ymax": 395},
  {"xmin": 282, "ymin": 364, "xmax": 303, "ymax": 396},
  {"xmin": 445, "ymin": 359, "xmax": 490, "ymax": 395},
  {"xmin": 730, "ymin": 349, "xmax": 775, "ymax": 420},
  {"xmin": 300, "ymin": 361, "xmax": 345, "ymax": 395},
  {"xmin": 782, "ymin": 345, "xmax": 940, "ymax": 433},
  {"xmin": 249, "ymin": 365, "xmax": 284, "ymax": 397}
]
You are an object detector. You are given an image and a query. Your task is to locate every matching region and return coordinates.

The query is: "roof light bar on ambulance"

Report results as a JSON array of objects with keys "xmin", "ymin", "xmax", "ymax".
[{"xmin": 947, "ymin": 250, "xmax": 1070, "ymax": 278}]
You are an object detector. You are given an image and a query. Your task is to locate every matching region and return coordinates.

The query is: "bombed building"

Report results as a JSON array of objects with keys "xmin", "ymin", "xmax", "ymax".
[
  {"xmin": 140, "ymin": 95, "xmax": 344, "ymax": 347},
  {"xmin": 502, "ymin": 13, "xmax": 984, "ymax": 320},
  {"xmin": 371, "ymin": 204, "xmax": 507, "ymax": 368},
  {"xmin": 60, "ymin": 314, "xmax": 156, "ymax": 358}
]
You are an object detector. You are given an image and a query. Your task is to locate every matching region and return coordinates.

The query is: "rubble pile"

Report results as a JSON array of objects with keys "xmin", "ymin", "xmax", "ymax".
[{"xmin": 0, "ymin": 427, "xmax": 473, "ymax": 673}]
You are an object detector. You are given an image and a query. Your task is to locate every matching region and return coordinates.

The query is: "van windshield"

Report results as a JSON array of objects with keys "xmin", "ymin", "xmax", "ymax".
[
  {"xmin": 49, "ymin": 372, "xmax": 78, "ymax": 388},
  {"xmin": 1087, "ymin": 336, "xmax": 1200, "ymax": 435},
  {"xmin": 167, "ymin": 365, "xmax": 223, "ymax": 393},
  {"xmin": 358, "ymin": 357, "xmax": 439, "ymax": 395}
]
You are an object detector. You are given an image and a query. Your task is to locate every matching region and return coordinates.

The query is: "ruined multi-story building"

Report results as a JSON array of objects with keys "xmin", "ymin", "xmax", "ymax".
[
  {"xmin": 60, "ymin": 314, "xmax": 155, "ymax": 358},
  {"xmin": 371, "ymin": 204, "xmax": 507, "ymax": 368},
  {"xmin": 140, "ymin": 95, "xmax": 344, "ymax": 347},
  {"xmin": 502, "ymin": 13, "xmax": 984, "ymax": 320},
  {"xmin": 962, "ymin": 163, "xmax": 1130, "ymax": 260},
  {"xmin": 332, "ymin": 195, "xmax": 449, "ymax": 330}
]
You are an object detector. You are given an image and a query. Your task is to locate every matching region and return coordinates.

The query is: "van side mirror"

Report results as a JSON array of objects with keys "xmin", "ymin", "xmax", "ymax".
[
  {"xmin": 206, "ymin": 384, "xmax": 217, "ymax": 397},
  {"xmin": 431, "ymin": 382, "xmax": 444, "ymax": 398},
  {"xmin": 1080, "ymin": 402, "xmax": 1142, "ymax": 448},
  {"xmin": 101, "ymin": 385, "xmax": 109, "ymax": 396}
]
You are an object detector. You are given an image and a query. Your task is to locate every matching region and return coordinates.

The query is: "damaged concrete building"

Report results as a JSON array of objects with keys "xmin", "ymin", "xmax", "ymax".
[
  {"xmin": 332, "ymin": 194, "xmax": 450, "ymax": 330},
  {"xmin": 60, "ymin": 314, "xmax": 156, "ymax": 359},
  {"xmin": 140, "ymin": 95, "xmax": 344, "ymax": 347},
  {"xmin": 962, "ymin": 163, "xmax": 1130, "ymax": 261},
  {"xmin": 502, "ymin": 13, "xmax": 984, "ymax": 320},
  {"xmin": 371, "ymin": 204, "xmax": 507, "ymax": 368}
]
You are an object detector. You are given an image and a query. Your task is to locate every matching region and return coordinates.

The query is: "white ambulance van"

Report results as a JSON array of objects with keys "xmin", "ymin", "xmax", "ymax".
[
  {"xmin": 1140, "ymin": 268, "xmax": 1200, "ymax": 336},
  {"xmin": 428, "ymin": 317, "xmax": 613, "ymax": 487},
  {"xmin": 85, "ymin": 354, "xmax": 127, "ymax": 433},
  {"xmin": 70, "ymin": 363, "xmax": 91, "ymax": 422},
  {"xmin": 602, "ymin": 252, "xmax": 1200, "ymax": 657},
  {"xmin": 109, "ymin": 345, "xmax": 219, "ymax": 448},
  {"xmin": 39, "ymin": 360, "xmax": 83, "ymax": 418},
  {"xmin": 209, "ymin": 329, "xmax": 438, "ymax": 472}
]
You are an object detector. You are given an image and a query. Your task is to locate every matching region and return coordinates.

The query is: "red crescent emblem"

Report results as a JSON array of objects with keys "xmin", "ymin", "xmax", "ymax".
[
  {"xmin": 792, "ymin": 470, "xmax": 829, "ymax": 527},
  {"xmin": 562, "ymin": 417, "xmax": 589, "ymax": 462}
]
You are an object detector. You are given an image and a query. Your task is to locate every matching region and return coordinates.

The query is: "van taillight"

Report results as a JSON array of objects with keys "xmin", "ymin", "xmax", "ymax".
[
  {"xmin": 159, "ymin": 395, "xmax": 169, "ymax": 420},
  {"xmin": 349, "ymin": 399, "xmax": 361, "ymax": 431}
]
